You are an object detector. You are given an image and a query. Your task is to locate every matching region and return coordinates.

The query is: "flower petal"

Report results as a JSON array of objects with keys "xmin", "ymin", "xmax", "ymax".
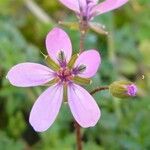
[
  {"xmin": 78, "ymin": 0, "xmax": 87, "ymax": 10},
  {"xmin": 81, "ymin": 0, "xmax": 99, "ymax": 7},
  {"xmin": 68, "ymin": 84, "xmax": 100, "ymax": 128},
  {"xmin": 46, "ymin": 27, "xmax": 72, "ymax": 64},
  {"xmin": 92, "ymin": 0, "xmax": 129, "ymax": 15},
  {"xmin": 6, "ymin": 63, "xmax": 54, "ymax": 87},
  {"xmin": 59, "ymin": 0, "xmax": 99, "ymax": 13},
  {"xmin": 93, "ymin": 0, "xmax": 99, "ymax": 4},
  {"xmin": 29, "ymin": 84, "xmax": 63, "ymax": 132},
  {"xmin": 74, "ymin": 50, "xmax": 101, "ymax": 78},
  {"xmin": 59, "ymin": 0, "xmax": 80, "ymax": 13}
]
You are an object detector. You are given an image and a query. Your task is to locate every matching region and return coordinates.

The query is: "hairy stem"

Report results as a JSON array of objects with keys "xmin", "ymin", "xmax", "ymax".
[
  {"xmin": 79, "ymin": 31, "xmax": 86, "ymax": 53},
  {"xmin": 79, "ymin": 19, "xmax": 88, "ymax": 53},
  {"xmin": 74, "ymin": 121, "xmax": 82, "ymax": 150},
  {"xmin": 74, "ymin": 86, "xmax": 109, "ymax": 150},
  {"xmin": 90, "ymin": 86, "xmax": 109, "ymax": 95}
]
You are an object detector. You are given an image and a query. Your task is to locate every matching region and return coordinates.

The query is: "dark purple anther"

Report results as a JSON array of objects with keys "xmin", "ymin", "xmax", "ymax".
[
  {"xmin": 72, "ymin": 65, "xmax": 86, "ymax": 75},
  {"xmin": 58, "ymin": 50, "xmax": 67, "ymax": 68}
]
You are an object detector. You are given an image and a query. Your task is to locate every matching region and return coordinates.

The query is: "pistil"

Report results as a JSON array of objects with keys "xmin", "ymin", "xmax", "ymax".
[{"xmin": 57, "ymin": 67, "xmax": 73, "ymax": 84}]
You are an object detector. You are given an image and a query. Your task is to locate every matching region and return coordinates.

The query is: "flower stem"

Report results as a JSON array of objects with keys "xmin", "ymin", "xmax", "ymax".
[
  {"xmin": 74, "ymin": 15, "xmax": 89, "ymax": 150},
  {"xmin": 79, "ymin": 31, "xmax": 86, "ymax": 53},
  {"xmin": 74, "ymin": 121, "xmax": 82, "ymax": 150},
  {"xmin": 79, "ymin": 19, "xmax": 88, "ymax": 53},
  {"xmin": 90, "ymin": 86, "xmax": 109, "ymax": 95}
]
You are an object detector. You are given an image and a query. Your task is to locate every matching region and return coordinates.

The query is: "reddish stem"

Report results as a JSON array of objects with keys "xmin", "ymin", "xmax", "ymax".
[
  {"xmin": 90, "ymin": 86, "xmax": 109, "ymax": 95},
  {"xmin": 79, "ymin": 19, "xmax": 88, "ymax": 53},
  {"xmin": 74, "ymin": 121, "xmax": 82, "ymax": 150}
]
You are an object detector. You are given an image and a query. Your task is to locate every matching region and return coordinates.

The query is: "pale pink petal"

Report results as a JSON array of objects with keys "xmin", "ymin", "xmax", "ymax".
[
  {"xmin": 46, "ymin": 28, "xmax": 72, "ymax": 64},
  {"xmin": 6, "ymin": 63, "xmax": 54, "ymax": 87},
  {"xmin": 81, "ymin": 0, "xmax": 99, "ymax": 6},
  {"xmin": 93, "ymin": 0, "xmax": 99, "ymax": 4},
  {"xmin": 92, "ymin": 0, "xmax": 129, "ymax": 15},
  {"xmin": 59, "ymin": 0, "xmax": 80, "ymax": 13},
  {"xmin": 29, "ymin": 84, "xmax": 63, "ymax": 132},
  {"xmin": 74, "ymin": 50, "xmax": 101, "ymax": 78},
  {"xmin": 78, "ymin": 0, "xmax": 98, "ymax": 13},
  {"xmin": 68, "ymin": 84, "xmax": 100, "ymax": 128},
  {"xmin": 59, "ymin": 0, "xmax": 99, "ymax": 13},
  {"xmin": 78, "ymin": 0, "xmax": 86, "ymax": 10}
]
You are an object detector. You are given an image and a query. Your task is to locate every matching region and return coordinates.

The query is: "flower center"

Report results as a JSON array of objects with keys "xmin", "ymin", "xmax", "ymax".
[
  {"xmin": 56, "ymin": 51, "xmax": 87, "ymax": 85},
  {"xmin": 79, "ymin": 0, "xmax": 96, "ymax": 21},
  {"xmin": 57, "ymin": 67, "xmax": 73, "ymax": 83}
]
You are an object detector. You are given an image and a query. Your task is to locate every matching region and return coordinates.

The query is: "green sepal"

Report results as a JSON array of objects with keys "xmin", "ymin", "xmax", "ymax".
[
  {"xmin": 59, "ymin": 21, "xmax": 79, "ymax": 30},
  {"xmin": 45, "ymin": 56, "xmax": 60, "ymax": 71},
  {"xmin": 63, "ymin": 85, "xmax": 68, "ymax": 102},
  {"xmin": 68, "ymin": 54, "xmax": 79, "ymax": 69},
  {"xmin": 89, "ymin": 22, "xmax": 108, "ymax": 35},
  {"xmin": 42, "ymin": 78, "xmax": 59, "ymax": 87},
  {"xmin": 109, "ymin": 81, "xmax": 132, "ymax": 99},
  {"xmin": 73, "ymin": 76, "xmax": 92, "ymax": 85}
]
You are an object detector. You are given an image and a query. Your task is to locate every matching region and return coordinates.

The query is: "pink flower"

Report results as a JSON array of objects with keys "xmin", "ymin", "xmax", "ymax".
[
  {"xmin": 59, "ymin": 0, "xmax": 129, "ymax": 21},
  {"xmin": 6, "ymin": 28, "xmax": 101, "ymax": 132}
]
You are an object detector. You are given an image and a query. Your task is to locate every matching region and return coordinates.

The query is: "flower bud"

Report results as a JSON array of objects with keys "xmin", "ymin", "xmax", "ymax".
[{"xmin": 109, "ymin": 81, "xmax": 137, "ymax": 98}]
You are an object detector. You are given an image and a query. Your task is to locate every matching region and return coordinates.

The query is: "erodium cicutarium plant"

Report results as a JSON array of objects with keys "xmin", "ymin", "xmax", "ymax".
[
  {"xmin": 7, "ymin": 27, "xmax": 101, "ymax": 132},
  {"xmin": 6, "ymin": 0, "xmax": 138, "ymax": 150}
]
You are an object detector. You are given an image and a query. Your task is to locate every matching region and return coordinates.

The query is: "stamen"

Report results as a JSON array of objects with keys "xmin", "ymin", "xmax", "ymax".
[
  {"xmin": 72, "ymin": 64, "xmax": 86, "ymax": 75},
  {"xmin": 78, "ymin": 65, "xmax": 86, "ymax": 73},
  {"xmin": 57, "ymin": 50, "xmax": 67, "ymax": 68},
  {"xmin": 58, "ymin": 50, "xmax": 65, "ymax": 61}
]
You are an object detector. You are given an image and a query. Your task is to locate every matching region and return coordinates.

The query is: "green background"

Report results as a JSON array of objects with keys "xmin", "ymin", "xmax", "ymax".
[{"xmin": 0, "ymin": 0, "xmax": 150, "ymax": 149}]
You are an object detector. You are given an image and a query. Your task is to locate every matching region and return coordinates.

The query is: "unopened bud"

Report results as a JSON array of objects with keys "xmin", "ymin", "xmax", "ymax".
[{"xmin": 109, "ymin": 81, "xmax": 138, "ymax": 98}]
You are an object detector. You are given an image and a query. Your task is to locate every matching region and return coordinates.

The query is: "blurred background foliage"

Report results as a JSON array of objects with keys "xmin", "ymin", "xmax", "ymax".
[{"xmin": 0, "ymin": 0, "xmax": 150, "ymax": 149}]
